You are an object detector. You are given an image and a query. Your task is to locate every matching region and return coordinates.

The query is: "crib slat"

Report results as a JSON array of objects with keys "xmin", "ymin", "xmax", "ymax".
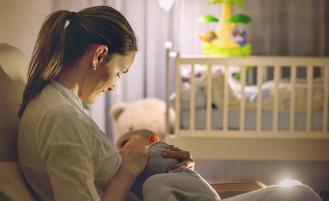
[
  {"xmin": 240, "ymin": 66, "xmax": 246, "ymax": 131},
  {"xmin": 256, "ymin": 66, "xmax": 263, "ymax": 131},
  {"xmin": 206, "ymin": 64, "xmax": 212, "ymax": 131},
  {"xmin": 190, "ymin": 64, "xmax": 196, "ymax": 131},
  {"xmin": 273, "ymin": 65, "xmax": 280, "ymax": 132},
  {"xmin": 306, "ymin": 66, "xmax": 313, "ymax": 132},
  {"xmin": 165, "ymin": 44, "xmax": 170, "ymax": 134},
  {"xmin": 323, "ymin": 66, "xmax": 328, "ymax": 132},
  {"xmin": 223, "ymin": 65, "xmax": 229, "ymax": 131},
  {"xmin": 289, "ymin": 65, "xmax": 296, "ymax": 132},
  {"xmin": 175, "ymin": 53, "xmax": 181, "ymax": 133}
]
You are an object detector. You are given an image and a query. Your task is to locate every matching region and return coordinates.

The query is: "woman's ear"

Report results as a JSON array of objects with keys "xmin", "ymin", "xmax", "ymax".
[{"xmin": 91, "ymin": 44, "xmax": 109, "ymax": 67}]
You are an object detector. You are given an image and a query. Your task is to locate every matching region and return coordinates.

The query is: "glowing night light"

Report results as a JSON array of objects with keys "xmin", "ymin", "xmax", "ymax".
[
  {"xmin": 169, "ymin": 52, "xmax": 177, "ymax": 57},
  {"xmin": 158, "ymin": 0, "xmax": 176, "ymax": 11},
  {"xmin": 279, "ymin": 178, "xmax": 302, "ymax": 188},
  {"xmin": 164, "ymin": 41, "xmax": 172, "ymax": 49}
]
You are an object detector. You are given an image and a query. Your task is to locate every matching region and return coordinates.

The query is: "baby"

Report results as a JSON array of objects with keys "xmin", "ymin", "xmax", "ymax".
[{"xmin": 115, "ymin": 129, "xmax": 220, "ymax": 201}]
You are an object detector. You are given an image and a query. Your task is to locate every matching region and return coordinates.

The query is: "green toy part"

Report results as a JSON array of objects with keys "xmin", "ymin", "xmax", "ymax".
[
  {"xmin": 197, "ymin": 15, "xmax": 219, "ymax": 23},
  {"xmin": 226, "ymin": 14, "xmax": 252, "ymax": 24}
]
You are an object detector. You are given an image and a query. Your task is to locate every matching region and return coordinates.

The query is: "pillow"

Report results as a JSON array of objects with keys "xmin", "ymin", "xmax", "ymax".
[
  {"xmin": 0, "ymin": 43, "xmax": 28, "ymax": 161},
  {"xmin": 0, "ymin": 161, "xmax": 35, "ymax": 201}
]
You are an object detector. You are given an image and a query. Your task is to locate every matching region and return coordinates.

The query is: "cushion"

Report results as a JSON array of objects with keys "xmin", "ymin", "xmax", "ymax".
[
  {"xmin": 0, "ymin": 44, "xmax": 33, "ymax": 200},
  {"xmin": 0, "ymin": 161, "xmax": 35, "ymax": 201},
  {"xmin": 0, "ymin": 43, "xmax": 28, "ymax": 161}
]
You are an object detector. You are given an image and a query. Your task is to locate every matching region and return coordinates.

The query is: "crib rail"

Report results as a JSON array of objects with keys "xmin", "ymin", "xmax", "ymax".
[
  {"xmin": 164, "ymin": 45, "xmax": 329, "ymax": 160},
  {"xmin": 170, "ymin": 55, "xmax": 329, "ymax": 139}
]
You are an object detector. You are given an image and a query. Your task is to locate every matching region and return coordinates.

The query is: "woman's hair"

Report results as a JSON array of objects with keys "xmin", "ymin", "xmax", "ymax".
[{"xmin": 18, "ymin": 6, "xmax": 137, "ymax": 117}]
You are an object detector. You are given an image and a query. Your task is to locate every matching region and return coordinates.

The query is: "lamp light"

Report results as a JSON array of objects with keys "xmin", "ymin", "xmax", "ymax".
[
  {"xmin": 279, "ymin": 178, "xmax": 303, "ymax": 188},
  {"xmin": 158, "ymin": 0, "xmax": 176, "ymax": 11}
]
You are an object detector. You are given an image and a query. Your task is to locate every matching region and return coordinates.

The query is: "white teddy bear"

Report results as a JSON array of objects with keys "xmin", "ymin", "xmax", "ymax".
[{"xmin": 110, "ymin": 98, "xmax": 175, "ymax": 140}]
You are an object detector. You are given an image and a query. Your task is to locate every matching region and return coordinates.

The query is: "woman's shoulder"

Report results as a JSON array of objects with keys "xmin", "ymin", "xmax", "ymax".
[
  {"xmin": 26, "ymin": 82, "xmax": 85, "ymax": 118},
  {"xmin": 21, "ymin": 83, "xmax": 91, "ymax": 135},
  {"xmin": 23, "ymin": 96, "xmax": 82, "ymax": 125}
]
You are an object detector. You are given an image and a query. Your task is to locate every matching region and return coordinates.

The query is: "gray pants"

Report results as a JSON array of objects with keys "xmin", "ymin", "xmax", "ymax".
[{"xmin": 142, "ymin": 169, "xmax": 321, "ymax": 201}]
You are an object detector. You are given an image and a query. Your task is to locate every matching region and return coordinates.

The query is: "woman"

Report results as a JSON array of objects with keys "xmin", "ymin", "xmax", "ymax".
[{"xmin": 17, "ymin": 6, "xmax": 193, "ymax": 201}]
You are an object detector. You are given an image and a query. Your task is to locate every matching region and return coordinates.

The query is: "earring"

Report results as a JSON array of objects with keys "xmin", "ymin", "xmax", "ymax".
[{"xmin": 92, "ymin": 64, "xmax": 97, "ymax": 71}]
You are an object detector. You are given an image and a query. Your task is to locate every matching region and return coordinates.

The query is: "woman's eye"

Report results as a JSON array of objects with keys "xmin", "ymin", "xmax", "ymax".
[{"xmin": 121, "ymin": 140, "xmax": 128, "ymax": 148}]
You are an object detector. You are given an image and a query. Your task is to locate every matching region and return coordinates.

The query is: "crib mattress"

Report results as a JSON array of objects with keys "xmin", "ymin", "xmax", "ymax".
[{"xmin": 180, "ymin": 108, "xmax": 326, "ymax": 131}]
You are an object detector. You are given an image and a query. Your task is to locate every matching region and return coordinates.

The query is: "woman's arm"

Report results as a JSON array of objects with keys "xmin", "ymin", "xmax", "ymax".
[
  {"xmin": 102, "ymin": 148, "xmax": 149, "ymax": 201},
  {"xmin": 101, "ymin": 165, "xmax": 136, "ymax": 201},
  {"xmin": 39, "ymin": 111, "xmax": 149, "ymax": 201}
]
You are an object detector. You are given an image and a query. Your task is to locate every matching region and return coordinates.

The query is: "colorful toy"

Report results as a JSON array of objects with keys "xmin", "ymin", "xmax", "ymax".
[{"xmin": 198, "ymin": 0, "xmax": 252, "ymax": 56}]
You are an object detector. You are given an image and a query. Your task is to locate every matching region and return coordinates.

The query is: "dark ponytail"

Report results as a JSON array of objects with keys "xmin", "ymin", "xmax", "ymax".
[
  {"xmin": 18, "ymin": 6, "xmax": 137, "ymax": 118},
  {"xmin": 18, "ymin": 10, "xmax": 71, "ymax": 117}
]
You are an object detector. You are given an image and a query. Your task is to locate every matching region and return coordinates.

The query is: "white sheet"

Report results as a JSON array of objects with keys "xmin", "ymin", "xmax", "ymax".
[
  {"xmin": 180, "ymin": 108, "xmax": 326, "ymax": 131},
  {"xmin": 176, "ymin": 66, "xmax": 325, "ymax": 113}
]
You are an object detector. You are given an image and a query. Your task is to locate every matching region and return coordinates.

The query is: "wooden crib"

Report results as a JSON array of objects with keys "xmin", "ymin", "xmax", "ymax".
[{"xmin": 164, "ymin": 47, "xmax": 329, "ymax": 161}]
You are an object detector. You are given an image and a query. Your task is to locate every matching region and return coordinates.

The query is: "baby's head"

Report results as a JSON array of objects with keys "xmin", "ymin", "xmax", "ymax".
[
  {"xmin": 117, "ymin": 130, "xmax": 178, "ymax": 199},
  {"xmin": 115, "ymin": 129, "xmax": 160, "ymax": 150},
  {"xmin": 117, "ymin": 130, "xmax": 177, "ymax": 199}
]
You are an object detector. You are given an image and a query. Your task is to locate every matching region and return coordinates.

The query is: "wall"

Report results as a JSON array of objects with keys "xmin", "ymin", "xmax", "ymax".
[
  {"xmin": 0, "ymin": 0, "xmax": 109, "ymax": 134},
  {"xmin": 0, "ymin": 0, "xmax": 53, "ymax": 57}
]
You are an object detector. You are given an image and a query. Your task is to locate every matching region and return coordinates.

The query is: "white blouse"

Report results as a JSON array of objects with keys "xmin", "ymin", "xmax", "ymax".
[{"xmin": 18, "ymin": 81, "xmax": 121, "ymax": 201}]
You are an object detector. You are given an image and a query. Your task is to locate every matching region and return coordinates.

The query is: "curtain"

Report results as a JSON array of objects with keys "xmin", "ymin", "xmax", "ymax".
[{"xmin": 325, "ymin": 0, "xmax": 329, "ymax": 56}]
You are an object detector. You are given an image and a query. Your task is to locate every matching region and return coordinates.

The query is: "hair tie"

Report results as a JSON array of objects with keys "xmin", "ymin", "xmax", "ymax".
[
  {"xmin": 67, "ymin": 11, "xmax": 78, "ymax": 21},
  {"xmin": 65, "ymin": 11, "xmax": 78, "ymax": 29}
]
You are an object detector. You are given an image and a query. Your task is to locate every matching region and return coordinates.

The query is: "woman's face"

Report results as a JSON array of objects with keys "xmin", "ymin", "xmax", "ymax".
[{"xmin": 79, "ymin": 51, "xmax": 136, "ymax": 103}]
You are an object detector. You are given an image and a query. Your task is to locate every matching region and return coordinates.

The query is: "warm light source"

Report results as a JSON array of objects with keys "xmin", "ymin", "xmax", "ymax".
[
  {"xmin": 158, "ymin": 0, "xmax": 176, "ymax": 11},
  {"xmin": 279, "ymin": 178, "xmax": 302, "ymax": 188},
  {"xmin": 169, "ymin": 52, "xmax": 177, "ymax": 57},
  {"xmin": 164, "ymin": 41, "xmax": 172, "ymax": 49}
]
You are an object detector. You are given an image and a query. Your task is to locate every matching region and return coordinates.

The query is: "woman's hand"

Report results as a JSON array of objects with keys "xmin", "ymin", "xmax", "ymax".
[
  {"xmin": 119, "ymin": 147, "xmax": 150, "ymax": 178},
  {"xmin": 161, "ymin": 145, "xmax": 195, "ymax": 171}
]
